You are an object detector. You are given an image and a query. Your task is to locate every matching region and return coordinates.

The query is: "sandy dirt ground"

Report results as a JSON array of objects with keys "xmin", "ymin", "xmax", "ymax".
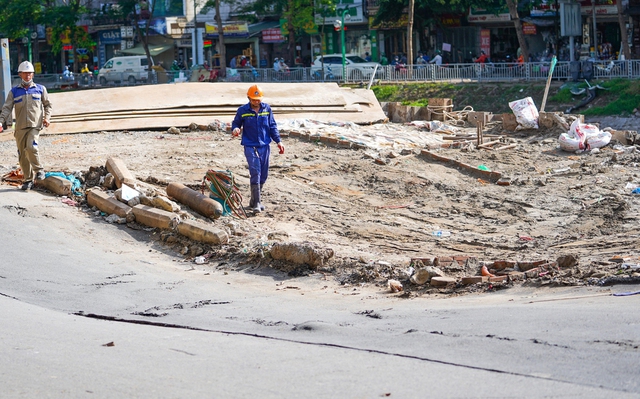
[{"xmin": 1, "ymin": 115, "xmax": 639, "ymax": 297}]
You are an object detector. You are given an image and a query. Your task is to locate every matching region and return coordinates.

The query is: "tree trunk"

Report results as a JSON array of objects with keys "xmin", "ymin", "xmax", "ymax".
[
  {"xmin": 407, "ymin": 0, "xmax": 414, "ymax": 78},
  {"xmin": 616, "ymin": 0, "xmax": 631, "ymax": 60},
  {"xmin": 215, "ymin": 0, "xmax": 226, "ymax": 77},
  {"xmin": 506, "ymin": 0, "xmax": 529, "ymax": 62}
]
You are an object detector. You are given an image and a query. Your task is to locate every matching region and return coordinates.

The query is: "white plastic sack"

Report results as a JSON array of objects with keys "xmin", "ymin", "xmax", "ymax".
[
  {"xmin": 560, "ymin": 120, "xmax": 612, "ymax": 152},
  {"xmin": 509, "ymin": 97, "xmax": 539, "ymax": 130},
  {"xmin": 558, "ymin": 132, "xmax": 585, "ymax": 152},
  {"xmin": 586, "ymin": 130, "xmax": 612, "ymax": 149}
]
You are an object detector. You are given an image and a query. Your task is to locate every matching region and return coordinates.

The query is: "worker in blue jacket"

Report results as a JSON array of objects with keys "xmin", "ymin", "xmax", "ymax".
[{"xmin": 232, "ymin": 85, "xmax": 284, "ymax": 213}]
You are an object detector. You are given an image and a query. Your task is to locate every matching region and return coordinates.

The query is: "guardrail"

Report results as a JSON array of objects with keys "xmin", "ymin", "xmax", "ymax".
[{"xmin": 13, "ymin": 60, "xmax": 639, "ymax": 90}]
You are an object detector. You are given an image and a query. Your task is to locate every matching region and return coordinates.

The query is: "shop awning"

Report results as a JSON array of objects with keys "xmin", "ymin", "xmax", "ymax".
[
  {"xmin": 248, "ymin": 21, "xmax": 281, "ymax": 38},
  {"xmin": 120, "ymin": 43, "xmax": 173, "ymax": 56}
]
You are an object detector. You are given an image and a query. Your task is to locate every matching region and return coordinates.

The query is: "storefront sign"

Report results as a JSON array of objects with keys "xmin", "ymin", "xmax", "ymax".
[
  {"xmin": 371, "ymin": 14, "xmax": 408, "ymax": 30},
  {"xmin": 523, "ymin": 23, "xmax": 537, "ymax": 35},
  {"xmin": 480, "ymin": 29, "xmax": 490, "ymax": 55},
  {"xmin": 579, "ymin": 0, "xmax": 618, "ymax": 15},
  {"xmin": 262, "ymin": 28, "xmax": 285, "ymax": 43},
  {"xmin": 315, "ymin": 0, "xmax": 365, "ymax": 25},
  {"xmin": 99, "ymin": 29, "xmax": 121, "ymax": 44},
  {"xmin": 205, "ymin": 22, "xmax": 249, "ymax": 37},
  {"xmin": 468, "ymin": 7, "xmax": 510, "ymax": 23},
  {"xmin": 531, "ymin": 0, "xmax": 558, "ymax": 17},
  {"xmin": 439, "ymin": 14, "xmax": 462, "ymax": 28}
]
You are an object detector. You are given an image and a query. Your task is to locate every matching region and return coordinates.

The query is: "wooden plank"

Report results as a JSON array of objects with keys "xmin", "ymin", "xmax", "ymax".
[
  {"xmin": 44, "ymin": 110, "xmax": 388, "ymax": 135},
  {"xmin": 49, "ymin": 82, "xmax": 350, "ymax": 116},
  {"xmin": 52, "ymin": 108, "xmax": 363, "ymax": 123}
]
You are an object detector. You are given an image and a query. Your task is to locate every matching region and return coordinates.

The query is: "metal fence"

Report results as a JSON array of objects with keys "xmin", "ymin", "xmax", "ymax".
[{"xmin": 13, "ymin": 60, "xmax": 640, "ymax": 90}]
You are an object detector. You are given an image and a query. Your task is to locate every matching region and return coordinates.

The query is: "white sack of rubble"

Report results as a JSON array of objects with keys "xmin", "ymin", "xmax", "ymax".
[
  {"xmin": 560, "ymin": 119, "xmax": 611, "ymax": 152},
  {"xmin": 586, "ymin": 130, "xmax": 612, "ymax": 149},
  {"xmin": 509, "ymin": 97, "xmax": 539, "ymax": 130},
  {"xmin": 269, "ymin": 242, "xmax": 334, "ymax": 268}
]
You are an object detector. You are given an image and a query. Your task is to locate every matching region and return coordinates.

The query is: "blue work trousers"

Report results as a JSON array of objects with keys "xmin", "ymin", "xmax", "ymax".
[{"xmin": 244, "ymin": 145, "xmax": 270, "ymax": 185}]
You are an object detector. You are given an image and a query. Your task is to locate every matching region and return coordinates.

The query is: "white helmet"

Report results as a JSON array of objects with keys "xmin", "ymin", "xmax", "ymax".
[{"xmin": 18, "ymin": 61, "xmax": 35, "ymax": 73}]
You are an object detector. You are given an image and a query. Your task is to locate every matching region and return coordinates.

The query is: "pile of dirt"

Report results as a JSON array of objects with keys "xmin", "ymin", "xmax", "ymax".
[{"xmin": 1, "ymin": 114, "xmax": 639, "ymax": 297}]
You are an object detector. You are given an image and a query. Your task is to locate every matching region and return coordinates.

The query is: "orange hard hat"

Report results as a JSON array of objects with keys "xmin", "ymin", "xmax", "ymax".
[{"xmin": 247, "ymin": 85, "xmax": 263, "ymax": 100}]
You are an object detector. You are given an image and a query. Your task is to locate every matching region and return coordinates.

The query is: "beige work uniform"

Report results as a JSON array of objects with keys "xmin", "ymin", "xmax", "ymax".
[{"xmin": 0, "ymin": 81, "xmax": 52, "ymax": 182}]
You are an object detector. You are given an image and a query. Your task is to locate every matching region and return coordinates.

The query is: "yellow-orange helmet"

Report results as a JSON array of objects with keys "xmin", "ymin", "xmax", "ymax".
[{"xmin": 247, "ymin": 85, "xmax": 263, "ymax": 100}]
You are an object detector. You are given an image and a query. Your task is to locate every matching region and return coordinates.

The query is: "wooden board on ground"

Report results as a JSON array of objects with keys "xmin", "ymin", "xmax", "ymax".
[{"xmin": 45, "ymin": 82, "xmax": 387, "ymax": 134}]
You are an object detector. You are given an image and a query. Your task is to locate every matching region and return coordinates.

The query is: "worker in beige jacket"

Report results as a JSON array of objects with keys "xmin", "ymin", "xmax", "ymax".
[{"xmin": 0, "ymin": 61, "xmax": 52, "ymax": 190}]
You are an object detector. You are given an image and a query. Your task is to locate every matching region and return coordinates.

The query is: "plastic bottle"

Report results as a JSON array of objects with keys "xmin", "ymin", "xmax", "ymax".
[{"xmin": 432, "ymin": 230, "xmax": 451, "ymax": 237}]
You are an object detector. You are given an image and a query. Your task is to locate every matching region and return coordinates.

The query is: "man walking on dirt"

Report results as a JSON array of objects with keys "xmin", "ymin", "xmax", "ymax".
[
  {"xmin": 232, "ymin": 85, "xmax": 284, "ymax": 213},
  {"xmin": 0, "ymin": 61, "xmax": 52, "ymax": 190}
]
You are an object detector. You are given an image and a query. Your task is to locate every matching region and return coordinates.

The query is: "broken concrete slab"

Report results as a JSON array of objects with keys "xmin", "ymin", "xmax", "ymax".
[
  {"xmin": 177, "ymin": 219, "xmax": 228, "ymax": 245},
  {"xmin": 87, "ymin": 189, "xmax": 134, "ymax": 220},
  {"xmin": 132, "ymin": 204, "xmax": 180, "ymax": 230},
  {"xmin": 38, "ymin": 176, "xmax": 71, "ymax": 196},
  {"xmin": 269, "ymin": 242, "xmax": 334, "ymax": 268}
]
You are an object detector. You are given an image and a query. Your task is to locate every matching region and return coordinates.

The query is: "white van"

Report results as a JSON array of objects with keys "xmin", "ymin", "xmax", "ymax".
[{"xmin": 98, "ymin": 56, "xmax": 150, "ymax": 85}]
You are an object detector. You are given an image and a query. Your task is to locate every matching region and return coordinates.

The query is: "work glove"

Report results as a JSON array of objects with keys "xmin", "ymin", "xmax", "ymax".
[
  {"xmin": 277, "ymin": 142, "xmax": 285, "ymax": 154},
  {"xmin": 232, "ymin": 128, "xmax": 241, "ymax": 137}
]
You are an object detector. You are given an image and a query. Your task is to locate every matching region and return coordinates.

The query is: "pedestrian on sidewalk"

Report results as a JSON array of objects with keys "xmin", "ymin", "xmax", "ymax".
[
  {"xmin": 0, "ymin": 61, "xmax": 52, "ymax": 190},
  {"xmin": 231, "ymin": 85, "xmax": 284, "ymax": 213}
]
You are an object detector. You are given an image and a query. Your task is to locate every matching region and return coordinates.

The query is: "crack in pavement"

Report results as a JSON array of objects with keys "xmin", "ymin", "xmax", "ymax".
[{"xmin": 73, "ymin": 311, "xmax": 633, "ymax": 395}]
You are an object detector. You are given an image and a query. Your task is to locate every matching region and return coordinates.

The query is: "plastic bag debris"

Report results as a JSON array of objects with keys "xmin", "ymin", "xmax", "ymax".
[{"xmin": 387, "ymin": 279, "xmax": 403, "ymax": 293}]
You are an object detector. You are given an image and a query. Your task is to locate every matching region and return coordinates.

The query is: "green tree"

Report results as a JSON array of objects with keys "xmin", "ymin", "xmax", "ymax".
[
  {"xmin": 237, "ymin": 0, "xmax": 319, "ymax": 65},
  {"xmin": 117, "ymin": 0, "xmax": 159, "ymax": 71},
  {"xmin": 202, "ymin": 0, "xmax": 234, "ymax": 77},
  {"xmin": 0, "ymin": 0, "xmax": 45, "ymax": 39},
  {"xmin": 0, "ymin": 0, "xmax": 94, "ymax": 72},
  {"xmin": 47, "ymin": 2, "xmax": 95, "ymax": 73}
]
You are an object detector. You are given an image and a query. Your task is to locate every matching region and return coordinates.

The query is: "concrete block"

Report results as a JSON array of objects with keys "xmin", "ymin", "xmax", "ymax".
[
  {"xmin": 461, "ymin": 276, "xmax": 489, "ymax": 285},
  {"xmin": 538, "ymin": 112, "xmax": 555, "ymax": 129},
  {"xmin": 410, "ymin": 106, "xmax": 431, "ymax": 121},
  {"xmin": 132, "ymin": 204, "xmax": 179, "ymax": 230},
  {"xmin": 430, "ymin": 276, "xmax": 456, "ymax": 287},
  {"xmin": 177, "ymin": 219, "xmax": 228, "ymax": 245},
  {"xmin": 508, "ymin": 271, "xmax": 525, "ymax": 281},
  {"xmin": 492, "ymin": 260, "xmax": 517, "ymax": 270},
  {"xmin": 39, "ymin": 176, "xmax": 71, "ymax": 196},
  {"xmin": 427, "ymin": 98, "xmax": 452, "ymax": 121},
  {"xmin": 166, "ymin": 182, "xmax": 222, "ymax": 219},
  {"xmin": 467, "ymin": 111, "xmax": 490, "ymax": 127},
  {"xmin": 106, "ymin": 157, "xmax": 136, "ymax": 189},
  {"xmin": 517, "ymin": 260, "xmax": 548, "ymax": 271},
  {"xmin": 87, "ymin": 189, "xmax": 133, "ymax": 219},
  {"xmin": 502, "ymin": 113, "xmax": 518, "ymax": 131}
]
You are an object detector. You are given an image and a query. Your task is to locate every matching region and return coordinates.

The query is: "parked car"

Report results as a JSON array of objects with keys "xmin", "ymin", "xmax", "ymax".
[
  {"xmin": 311, "ymin": 54, "xmax": 382, "ymax": 80},
  {"xmin": 98, "ymin": 56, "xmax": 150, "ymax": 85}
]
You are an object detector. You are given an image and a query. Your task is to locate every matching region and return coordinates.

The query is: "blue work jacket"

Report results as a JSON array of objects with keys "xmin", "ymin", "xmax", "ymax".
[{"xmin": 231, "ymin": 102, "xmax": 281, "ymax": 147}]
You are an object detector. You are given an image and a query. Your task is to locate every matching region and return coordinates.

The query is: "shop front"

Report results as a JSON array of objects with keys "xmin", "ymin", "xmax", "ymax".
[
  {"xmin": 580, "ymin": 0, "xmax": 625, "ymax": 60},
  {"xmin": 316, "ymin": 0, "xmax": 374, "ymax": 61}
]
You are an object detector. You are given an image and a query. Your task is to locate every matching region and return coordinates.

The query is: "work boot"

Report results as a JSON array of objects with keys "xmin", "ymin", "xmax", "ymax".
[
  {"xmin": 259, "ymin": 184, "xmax": 265, "ymax": 211},
  {"xmin": 20, "ymin": 181, "xmax": 33, "ymax": 191},
  {"xmin": 250, "ymin": 184, "xmax": 262, "ymax": 213}
]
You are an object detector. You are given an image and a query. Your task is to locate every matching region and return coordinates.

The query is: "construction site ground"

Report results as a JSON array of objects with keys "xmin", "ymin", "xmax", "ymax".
[{"xmin": 1, "ymin": 91, "xmax": 639, "ymax": 297}]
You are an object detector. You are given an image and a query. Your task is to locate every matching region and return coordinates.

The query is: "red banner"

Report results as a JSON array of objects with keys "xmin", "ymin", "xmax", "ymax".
[
  {"xmin": 523, "ymin": 23, "xmax": 537, "ymax": 35},
  {"xmin": 262, "ymin": 28, "xmax": 285, "ymax": 43},
  {"xmin": 480, "ymin": 29, "xmax": 490, "ymax": 55}
]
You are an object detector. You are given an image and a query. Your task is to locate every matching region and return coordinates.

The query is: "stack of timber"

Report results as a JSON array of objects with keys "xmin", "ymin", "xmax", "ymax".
[{"xmin": 46, "ymin": 82, "xmax": 387, "ymax": 135}]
